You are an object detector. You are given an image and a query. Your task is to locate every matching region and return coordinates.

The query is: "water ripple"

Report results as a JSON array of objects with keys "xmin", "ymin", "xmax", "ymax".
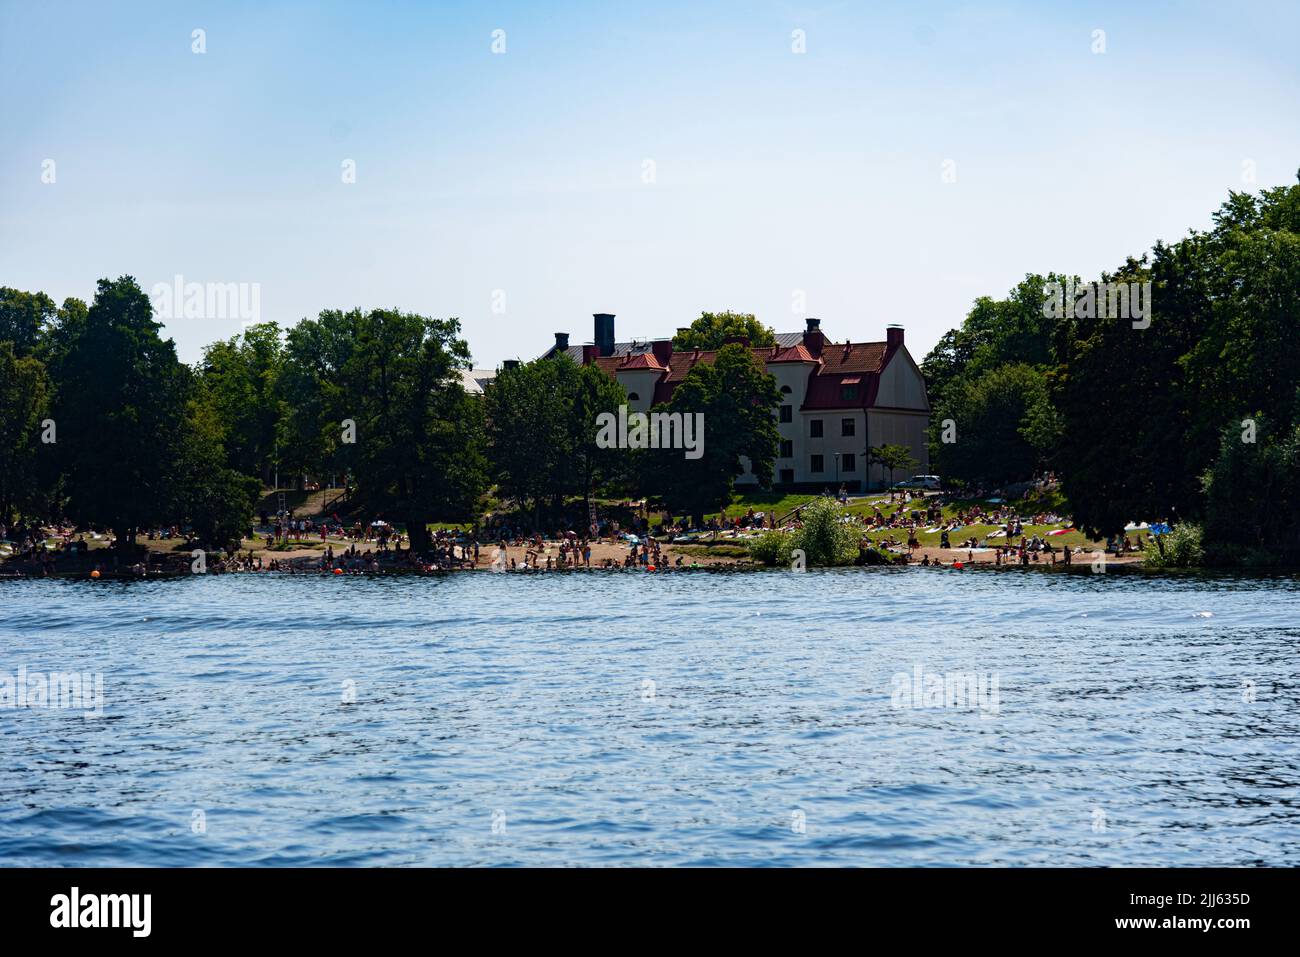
[{"xmin": 1, "ymin": 568, "xmax": 1298, "ymax": 865}]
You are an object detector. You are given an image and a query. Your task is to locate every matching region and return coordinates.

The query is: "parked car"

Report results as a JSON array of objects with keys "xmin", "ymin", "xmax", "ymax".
[{"xmin": 892, "ymin": 474, "xmax": 942, "ymax": 491}]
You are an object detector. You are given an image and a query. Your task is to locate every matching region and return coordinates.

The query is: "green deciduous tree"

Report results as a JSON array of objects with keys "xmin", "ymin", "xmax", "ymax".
[
  {"xmin": 199, "ymin": 322, "xmax": 286, "ymax": 485},
  {"xmin": 0, "ymin": 341, "xmax": 49, "ymax": 525},
  {"xmin": 0, "ymin": 287, "xmax": 56, "ymax": 357},
  {"xmin": 921, "ymin": 274, "xmax": 1066, "ymax": 411},
  {"xmin": 568, "ymin": 360, "xmax": 635, "ymax": 512},
  {"xmin": 868, "ymin": 443, "xmax": 919, "ymax": 488},
  {"xmin": 1055, "ymin": 177, "xmax": 1300, "ymax": 540},
  {"xmin": 46, "ymin": 277, "xmax": 191, "ymax": 551},
  {"xmin": 484, "ymin": 359, "xmax": 567, "ymax": 523},
  {"xmin": 672, "ymin": 311, "xmax": 776, "ymax": 350},
  {"xmin": 1200, "ymin": 419, "xmax": 1300, "ymax": 562},
  {"xmin": 174, "ymin": 383, "xmax": 261, "ymax": 548},
  {"xmin": 932, "ymin": 364, "xmax": 1058, "ymax": 488},
  {"xmin": 279, "ymin": 308, "xmax": 486, "ymax": 553},
  {"xmin": 639, "ymin": 343, "xmax": 780, "ymax": 526},
  {"xmin": 485, "ymin": 355, "xmax": 628, "ymax": 525}
]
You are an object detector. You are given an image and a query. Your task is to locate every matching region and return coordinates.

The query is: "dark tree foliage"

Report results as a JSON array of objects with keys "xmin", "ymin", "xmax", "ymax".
[
  {"xmin": 921, "ymin": 176, "xmax": 1300, "ymax": 553},
  {"xmin": 923, "ymin": 274, "xmax": 1066, "ymax": 487},
  {"xmin": 199, "ymin": 323, "xmax": 285, "ymax": 485},
  {"xmin": 933, "ymin": 364, "xmax": 1058, "ymax": 489},
  {"xmin": 639, "ymin": 343, "xmax": 780, "ymax": 526},
  {"xmin": 1202, "ymin": 419, "xmax": 1300, "ymax": 561},
  {"xmin": 0, "ymin": 287, "xmax": 56, "ymax": 357},
  {"xmin": 0, "ymin": 341, "xmax": 49, "ymax": 525},
  {"xmin": 485, "ymin": 355, "xmax": 628, "ymax": 525},
  {"xmin": 174, "ymin": 383, "xmax": 261, "ymax": 549},
  {"xmin": 1055, "ymin": 178, "xmax": 1300, "ymax": 539},
  {"xmin": 45, "ymin": 277, "xmax": 193, "ymax": 550},
  {"xmin": 279, "ymin": 308, "xmax": 486, "ymax": 554}
]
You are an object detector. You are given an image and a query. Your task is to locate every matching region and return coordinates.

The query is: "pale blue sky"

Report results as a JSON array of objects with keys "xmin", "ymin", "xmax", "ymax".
[{"xmin": 3, "ymin": 1, "xmax": 1298, "ymax": 366}]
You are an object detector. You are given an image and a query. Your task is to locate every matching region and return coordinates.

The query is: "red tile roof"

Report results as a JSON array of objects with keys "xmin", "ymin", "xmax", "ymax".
[
  {"xmin": 769, "ymin": 343, "xmax": 818, "ymax": 363},
  {"xmin": 618, "ymin": 352, "xmax": 664, "ymax": 370},
  {"xmin": 817, "ymin": 341, "xmax": 888, "ymax": 374},
  {"xmin": 583, "ymin": 336, "xmax": 902, "ymax": 411}
]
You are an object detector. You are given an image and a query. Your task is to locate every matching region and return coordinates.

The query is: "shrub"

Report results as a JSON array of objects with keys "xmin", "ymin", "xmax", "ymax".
[
  {"xmin": 790, "ymin": 498, "xmax": 861, "ymax": 567},
  {"xmin": 749, "ymin": 529, "xmax": 794, "ymax": 566},
  {"xmin": 1144, "ymin": 522, "xmax": 1205, "ymax": 568},
  {"xmin": 1201, "ymin": 421, "xmax": 1300, "ymax": 563}
]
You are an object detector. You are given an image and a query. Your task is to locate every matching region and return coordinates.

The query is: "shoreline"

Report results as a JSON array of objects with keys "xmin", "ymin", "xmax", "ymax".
[
  {"xmin": 0, "ymin": 556, "xmax": 1194, "ymax": 581},
  {"xmin": 0, "ymin": 524, "xmax": 1171, "ymax": 580}
]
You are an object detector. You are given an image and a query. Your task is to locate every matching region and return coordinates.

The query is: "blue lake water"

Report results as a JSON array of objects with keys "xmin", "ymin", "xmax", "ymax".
[{"xmin": 1, "ymin": 568, "xmax": 1297, "ymax": 866}]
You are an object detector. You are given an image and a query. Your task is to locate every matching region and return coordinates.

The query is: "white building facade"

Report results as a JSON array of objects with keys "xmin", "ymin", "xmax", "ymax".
[{"xmin": 545, "ymin": 315, "xmax": 931, "ymax": 491}]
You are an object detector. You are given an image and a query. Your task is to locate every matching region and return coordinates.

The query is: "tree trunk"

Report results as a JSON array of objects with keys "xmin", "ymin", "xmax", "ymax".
[{"xmin": 407, "ymin": 517, "xmax": 431, "ymax": 555}]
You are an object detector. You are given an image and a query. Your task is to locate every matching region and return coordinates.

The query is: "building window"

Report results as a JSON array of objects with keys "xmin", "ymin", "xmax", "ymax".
[
  {"xmin": 842, "ymin": 453, "xmax": 856, "ymax": 472},
  {"xmin": 779, "ymin": 468, "xmax": 794, "ymax": 484},
  {"xmin": 780, "ymin": 439, "xmax": 793, "ymax": 458},
  {"xmin": 810, "ymin": 419, "xmax": 823, "ymax": 438},
  {"xmin": 811, "ymin": 454, "xmax": 824, "ymax": 473},
  {"xmin": 780, "ymin": 385, "xmax": 792, "ymax": 394},
  {"xmin": 627, "ymin": 392, "xmax": 640, "ymax": 401},
  {"xmin": 841, "ymin": 384, "xmax": 858, "ymax": 401},
  {"xmin": 841, "ymin": 417, "xmax": 855, "ymax": 437},
  {"xmin": 779, "ymin": 405, "xmax": 792, "ymax": 423}
]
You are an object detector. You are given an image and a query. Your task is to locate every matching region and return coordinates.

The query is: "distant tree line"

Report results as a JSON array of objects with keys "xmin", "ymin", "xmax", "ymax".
[
  {"xmin": 922, "ymin": 173, "xmax": 1300, "ymax": 562},
  {"xmin": 0, "ymin": 284, "xmax": 783, "ymax": 550},
  {"xmin": 0, "ymin": 279, "xmax": 259, "ymax": 551}
]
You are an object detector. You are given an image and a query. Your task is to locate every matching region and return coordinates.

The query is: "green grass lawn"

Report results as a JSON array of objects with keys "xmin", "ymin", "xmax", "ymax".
[
  {"xmin": 423, "ymin": 485, "xmax": 1140, "ymax": 554},
  {"xmin": 841, "ymin": 491, "xmax": 1139, "ymax": 550},
  {"xmin": 705, "ymin": 491, "xmax": 816, "ymax": 522},
  {"xmin": 685, "ymin": 486, "xmax": 1133, "ymax": 554},
  {"xmin": 854, "ymin": 523, "xmax": 1108, "ymax": 550},
  {"xmin": 264, "ymin": 540, "xmax": 328, "ymax": 552}
]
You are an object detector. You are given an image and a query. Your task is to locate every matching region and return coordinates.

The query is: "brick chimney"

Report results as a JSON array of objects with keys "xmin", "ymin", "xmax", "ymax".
[
  {"xmin": 502, "ymin": 359, "xmax": 520, "ymax": 371},
  {"xmin": 651, "ymin": 339, "xmax": 673, "ymax": 364},
  {"xmin": 886, "ymin": 324, "xmax": 904, "ymax": 348},
  {"xmin": 594, "ymin": 313, "xmax": 616, "ymax": 357},
  {"xmin": 553, "ymin": 332, "xmax": 569, "ymax": 352},
  {"xmin": 581, "ymin": 344, "xmax": 598, "ymax": 364},
  {"xmin": 802, "ymin": 317, "xmax": 825, "ymax": 358}
]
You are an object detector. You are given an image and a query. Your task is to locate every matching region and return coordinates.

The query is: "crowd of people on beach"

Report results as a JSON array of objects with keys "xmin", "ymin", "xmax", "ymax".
[{"xmin": 2, "ymin": 470, "xmax": 1159, "ymax": 579}]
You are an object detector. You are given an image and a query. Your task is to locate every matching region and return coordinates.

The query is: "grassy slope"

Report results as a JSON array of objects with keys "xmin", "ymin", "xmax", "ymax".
[
  {"xmin": 705, "ymin": 487, "xmax": 1130, "ymax": 552},
  {"xmin": 843, "ymin": 490, "xmax": 1123, "ymax": 550}
]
